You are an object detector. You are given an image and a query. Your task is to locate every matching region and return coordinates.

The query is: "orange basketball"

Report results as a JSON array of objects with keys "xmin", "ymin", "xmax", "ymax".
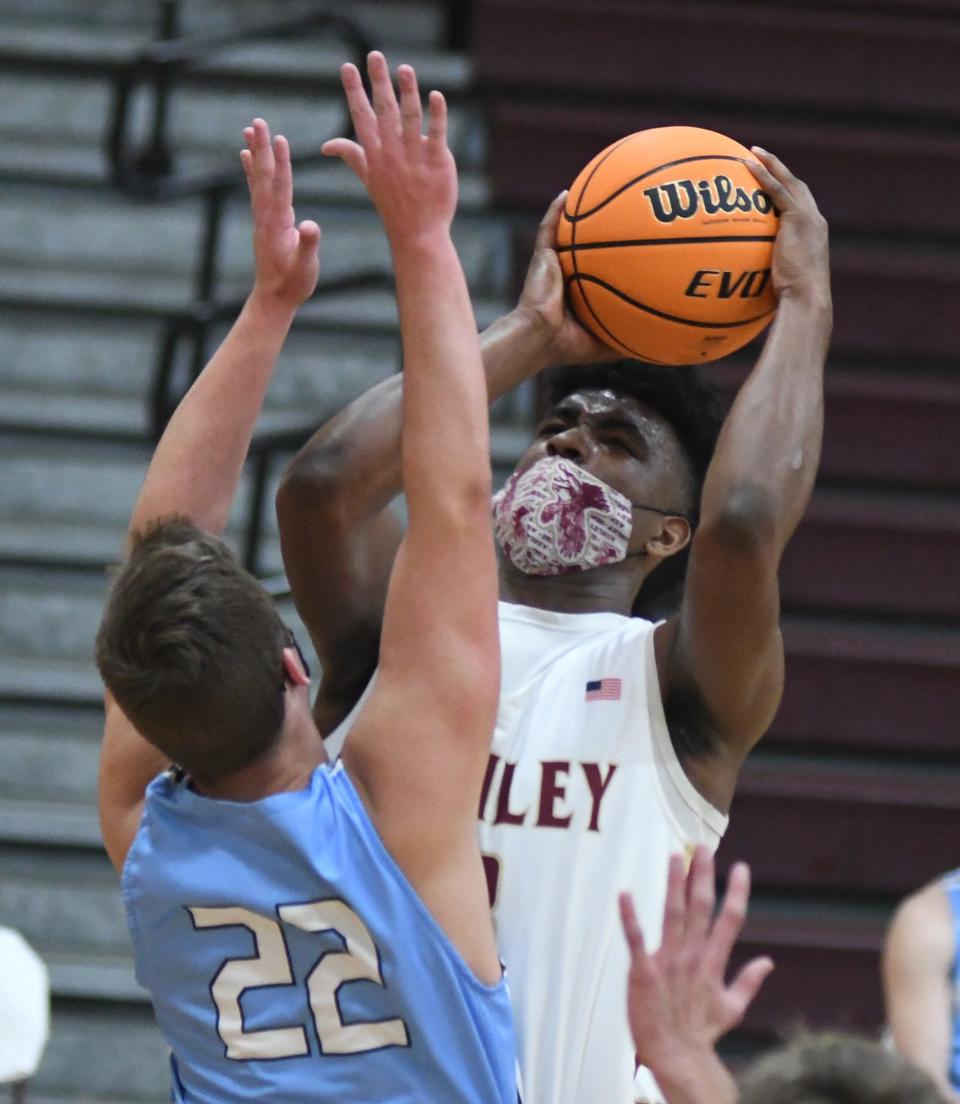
[{"xmin": 556, "ymin": 126, "xmax": 779, "ymax": 365}]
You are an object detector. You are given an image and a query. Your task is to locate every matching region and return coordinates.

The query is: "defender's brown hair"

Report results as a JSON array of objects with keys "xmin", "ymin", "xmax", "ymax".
[
  {"xmin": 738, "ymin": 1032, "xmax": 945, "ymax": 1104},
  {"xmin": 96, "ymin": 517, "xmax": 290, "ymax": 783}
]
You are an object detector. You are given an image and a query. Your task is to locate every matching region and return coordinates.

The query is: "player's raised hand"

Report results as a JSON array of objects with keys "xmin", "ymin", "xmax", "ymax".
[
  {"xmin": 240, "ymin": 118, "xmax": 321, "ymax": 306},
  {"xmin": 517, "ymin": 191, "xmax": 620, "ymax": 366},
  {"xmin": 620, "ymin": 847, "xmax": 773, "ymax": 1073},
  {"xmin": 746, "ymin": 147, "xmax": 830, "ymax": 305},
  {"xmin": 322, "ymin": 51, "xmax": 456, "ymax": 245}
]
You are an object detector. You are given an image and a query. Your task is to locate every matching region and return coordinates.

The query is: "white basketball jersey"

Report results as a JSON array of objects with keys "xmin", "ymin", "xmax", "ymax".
[{"xmin": 327, "ymin": 601, "xmax": 727, "ymax": 1104}]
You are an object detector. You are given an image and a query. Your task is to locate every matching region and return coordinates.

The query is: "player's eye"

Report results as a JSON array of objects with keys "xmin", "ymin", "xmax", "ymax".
[{"xmin": 605, "ymin": 436, "xmax": 637, "ymax": 455}]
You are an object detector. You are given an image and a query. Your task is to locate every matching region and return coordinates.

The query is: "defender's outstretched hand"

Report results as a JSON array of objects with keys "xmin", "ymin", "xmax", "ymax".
[
  {"xmin": 517, "ymin": 190, "xmax": 620, "ymax": 366},
  {"xmin": 322, "ymin": 51, "xmax": 456, "ymax": 244},
  {"xmin": 746, "ymin": 148, "xmax": 829, "ymax": 304},
  {"xmin": 241, "ymin": 118, "xmax": 321, "ymax": 306},
  {"xmin": 620, "ymin": 848, "xmax": 773, "ymax": 1104}
]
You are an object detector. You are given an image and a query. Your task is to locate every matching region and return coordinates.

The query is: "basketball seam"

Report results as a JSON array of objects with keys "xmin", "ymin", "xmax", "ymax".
[
  {"xmin": 567, "ymin": 273, "xmax": 776, "ymax": 330},
  {"xmin": 555, "ymin": 235, "xmax": 776, "ymax": 252},
  {"xmin": 565, "ymin": 153, "xmax": 754, "ymax": 222},
  {"xmin": 567, "ymin": 135, "xmax": 663, "ymax": 360}
]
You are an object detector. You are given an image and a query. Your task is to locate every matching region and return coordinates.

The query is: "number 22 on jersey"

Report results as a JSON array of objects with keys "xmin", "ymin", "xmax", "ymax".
[{"xmin": 188, "ymin": 898, "xmax": 410, "ymax": 1060}]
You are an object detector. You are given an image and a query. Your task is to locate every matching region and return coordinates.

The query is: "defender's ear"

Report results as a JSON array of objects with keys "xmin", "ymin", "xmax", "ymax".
[
  {"xmin": 282, "ymin": 646, "xmax": 310, "ymax": 687},
  {"xmin": 645, "ymin": 515, "xmax": 692, "ymax": 561}
]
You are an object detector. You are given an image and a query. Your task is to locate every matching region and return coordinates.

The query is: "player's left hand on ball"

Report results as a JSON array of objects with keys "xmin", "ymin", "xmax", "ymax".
[
  {"xmin": 620, "ymin": 847, "xmax": 773, "ymax": 1070},
  {"xmin": 518, "ymin": 190, "xmax": 621, "ymax": 366},
  {"xmin": 241, "ymin": 118, "xmax": 321, "ymax": 307},
  {"xmin": 746, "ymin": 148, "xmax": 830, "ymax": 305}
]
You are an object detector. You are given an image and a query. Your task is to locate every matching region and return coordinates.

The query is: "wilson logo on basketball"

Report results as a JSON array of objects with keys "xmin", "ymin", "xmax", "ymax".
[{"xmin": 642, "ymin": 175, "xmax": 773, "ymax": 224}]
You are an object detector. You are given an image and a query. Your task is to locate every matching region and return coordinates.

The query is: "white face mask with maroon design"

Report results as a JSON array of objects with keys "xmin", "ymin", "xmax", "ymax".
[{"xmin": 491, "ymin": 456, "xmax": 676, "ymax": 577}]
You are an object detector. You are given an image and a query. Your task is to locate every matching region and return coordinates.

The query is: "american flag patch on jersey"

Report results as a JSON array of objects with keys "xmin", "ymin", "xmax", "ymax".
[{"xmin": 585, "ymin": 678, "xmax": 622, "ymax": 702}]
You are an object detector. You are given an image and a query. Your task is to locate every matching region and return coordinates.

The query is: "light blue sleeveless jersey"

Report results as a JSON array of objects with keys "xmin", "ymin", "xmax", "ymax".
[
  {"xmin": 122, "ymin": 760, "xmax": 518, "ymax": 1103},
  {"xmin": 943, "ymin": 869, "xmax": 960, "ymax": 1090}
]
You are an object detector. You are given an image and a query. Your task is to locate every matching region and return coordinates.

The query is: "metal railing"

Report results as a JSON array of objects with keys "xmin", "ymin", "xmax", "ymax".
[{"xmin": 104, "ymin": 0, "xmax": 387, "ymax": 575}]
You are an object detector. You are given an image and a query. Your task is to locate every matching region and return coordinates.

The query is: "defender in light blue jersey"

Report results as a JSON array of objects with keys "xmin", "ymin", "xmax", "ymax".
[
  {"xmin": 884, "ymin": 868, "xmax": 960, "ymax": 1101},
  {"xmin": 125, "ymin": 760, "xmax": 514, "ymax": 1103},
  {"xmin": 95, "ymin": 53, "xmax": 519, "ymax": 1104}
]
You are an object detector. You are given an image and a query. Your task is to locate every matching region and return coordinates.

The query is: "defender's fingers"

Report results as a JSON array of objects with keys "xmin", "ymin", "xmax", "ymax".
[
  {"xmin": 425, "ymin": 90, "xmax": 448, "ymax": 159},
  {"xmin": 659, "ymin": 852, "xmax": 687, "ymax": 957},
  {"xmin": 367, "ymin": 50, "xmax": 400, "ymax": 130},
  {"xmin": 397, "ymin": 64, "xmax": 423, "ymax": 153},
  {"xmin": 321, "ymin": 137, "xmax": 368, "ymax": 182},
  {"xmin": 297, "ymin": 219, "xmax": 322, "ymax": 253},
  {"xmin": 703, "ymin": 861, "xmax": 751, "ymax": 976},
  {"xmin": 239, "ymin": 148, "xmax": 254, "ymax": 188},
  {"xmin": 684, "ymin": 844, "xmax": 715, "ymax": 946},
  {"xmin": 619, "ymin": 892, "xmax": 645, "ymax": 959},
  {"xmin": 726, "ymin": 956, "xmax": 774, "ymax": 1017},
  {"xmin": 271, "ymin": 134, "xmax": 293, "ymax": 199},
  {"xmin": 251, "ymin": 118, "xmax": 275, "ymax": 178},
  {"xmin": 339, "ymin": 62, "xmax": 379, "ymax": 149},
  {"xmin": 535, "ymin": 191, "xmax": 568, "ymax": 252}
]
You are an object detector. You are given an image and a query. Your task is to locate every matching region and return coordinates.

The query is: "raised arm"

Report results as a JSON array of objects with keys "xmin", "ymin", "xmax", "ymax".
[
  {"xmin": 883, "ymin": 883, "xmax": 960, "ymax": 1102},
  {"xmin": 621, "ymin": 847, "xmax": 772, "ymax": 1104},
  {"xmin": 276, "ymin": 192, "xmax": 616, "ymax": 733},
  {"xmin": 98, "ymin": 121, "xmax": 320, "ymax": 869},
  {"xmin": 319, "ymin": 53, "xmax": 501, "ymax": 978},
  {"xmin": 656, "ymin": 148, "xmax": 832, "ymax": 812}
]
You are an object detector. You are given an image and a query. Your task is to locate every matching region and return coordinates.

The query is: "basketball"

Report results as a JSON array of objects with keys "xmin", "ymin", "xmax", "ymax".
[{"xmin": 556, "ymin": 126, "xmax": 779, "ymax": 365}]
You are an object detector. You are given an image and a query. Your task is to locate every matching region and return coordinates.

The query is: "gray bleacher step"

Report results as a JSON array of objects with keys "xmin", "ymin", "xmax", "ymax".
[
  {"xmin": 0, "ymin": 19, "xmax": 471, "ymax": 88},
  {"xmin": 0, "ymin": 796, "xmax": 101, "ymax": 848},
  {"xmin": 0, "ymin": 309, "xmax": 400, "ymax": 407},
  {"xmin": 4, "ymin": 0, "xmax": 449, "ymax": 48},
  {"xmin": 0, "ymin": 419, "xmax": 528, "ymax": 574},
  {"xmin": 0, "ymin": 71, "xmax": 484, "ymax": 172},
  {"xmin": 0, "ymin": 370, "xmax": 532, "ymax": 444},
  {"xmin": 35, "ymin": 1002, "xmax": 168, "ymax": 1103},
  {"xmin": 0, "ymin": 719, "xmax": 99, "ymax": 805},
  {"xmin": 0, "ymin": 267, "xmax": 510, "ymax": 331},
  {"xmin": 0, "ymin": 849, "xmax": 127, "ymax": 955},
  {"xmin": 0, "ymin": 655, "xmax": 102, "ymax": 705},
  {"xmin": 0, "ymin": 129, "xmax": 492, "ymax": 208},
  {"xmin": 1, "ymin": 388, "xmax": 150, "ymax": 439},
  {"xmin": 0, "ymin": 311, "xmax": 159, "ymax": 398},
  {"xmin": 0, "ymin": 587, "xmax": 317, "ymax": 696},
  {"xmin": 49, "ymin": 951, "xmax": 145, "ymax": 1004},
  {"xmin": 0, "ymin": 435, "xmax": 260, "ymax": 529},
  {"xmin": 0, "ymin": 519, "xmax": 136, "ymax": 570},
  {"xmin": 0, "ymin": 700, "xmax": 103, "ymax": 737},
  {"xmin": 0, "ymin": 184, "xmax": 510, "ymax": 298}
]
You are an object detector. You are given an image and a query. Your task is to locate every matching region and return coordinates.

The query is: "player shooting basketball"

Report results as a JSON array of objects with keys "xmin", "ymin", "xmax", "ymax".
[
  {"xmin": 277, "ymin": 136, "xmax": 830, "ymax": 1103},
  {"xmin": 95, "ymin": 55, "xmax": 520, "ymax": 1102}
]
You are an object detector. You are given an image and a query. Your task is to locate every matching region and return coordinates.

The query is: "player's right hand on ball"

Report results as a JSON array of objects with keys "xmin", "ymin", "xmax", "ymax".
[
  {"xmin": 746, "ymin": 148, "xmax": 830, "ymax": 307},
  {"xmin": 323, "ymin": 51, "xmax": 457, "ymax": 246}
]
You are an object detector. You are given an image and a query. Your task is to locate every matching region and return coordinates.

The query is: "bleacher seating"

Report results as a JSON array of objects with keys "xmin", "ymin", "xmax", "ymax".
[
  {"xmin": 5, "ymin": 0, "xmax": 959, "ymax": 1094},
  {"xmin": 0, "ymin": 3, "xmax": 530, "ymax": 1099},
  {"xmin": 471, "ymin": 0, "xmax": 960, "ymax": 1053}
]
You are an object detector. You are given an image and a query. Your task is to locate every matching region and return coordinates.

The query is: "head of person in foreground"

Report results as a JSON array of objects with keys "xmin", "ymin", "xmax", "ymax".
[
  {"xmin": 95, "ymin": 517, "xmax": 310, "ymax": 787},
  {"xmin": 738, "ymin": 1031, "xmax": 946, "ymax": 1104}
]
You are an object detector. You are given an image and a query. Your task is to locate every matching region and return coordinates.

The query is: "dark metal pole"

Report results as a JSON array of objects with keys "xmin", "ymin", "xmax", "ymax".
[
  {"xmin": 195, "ymin": 184, "xmax": 228, "ymax": 303},
  {"xmin": 244, "ymin": 452, "xmax": 271, "ymax": 576},
  {"xmin": 135, "ymin": 0, "xmax": 180, "ymax": 178}
]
